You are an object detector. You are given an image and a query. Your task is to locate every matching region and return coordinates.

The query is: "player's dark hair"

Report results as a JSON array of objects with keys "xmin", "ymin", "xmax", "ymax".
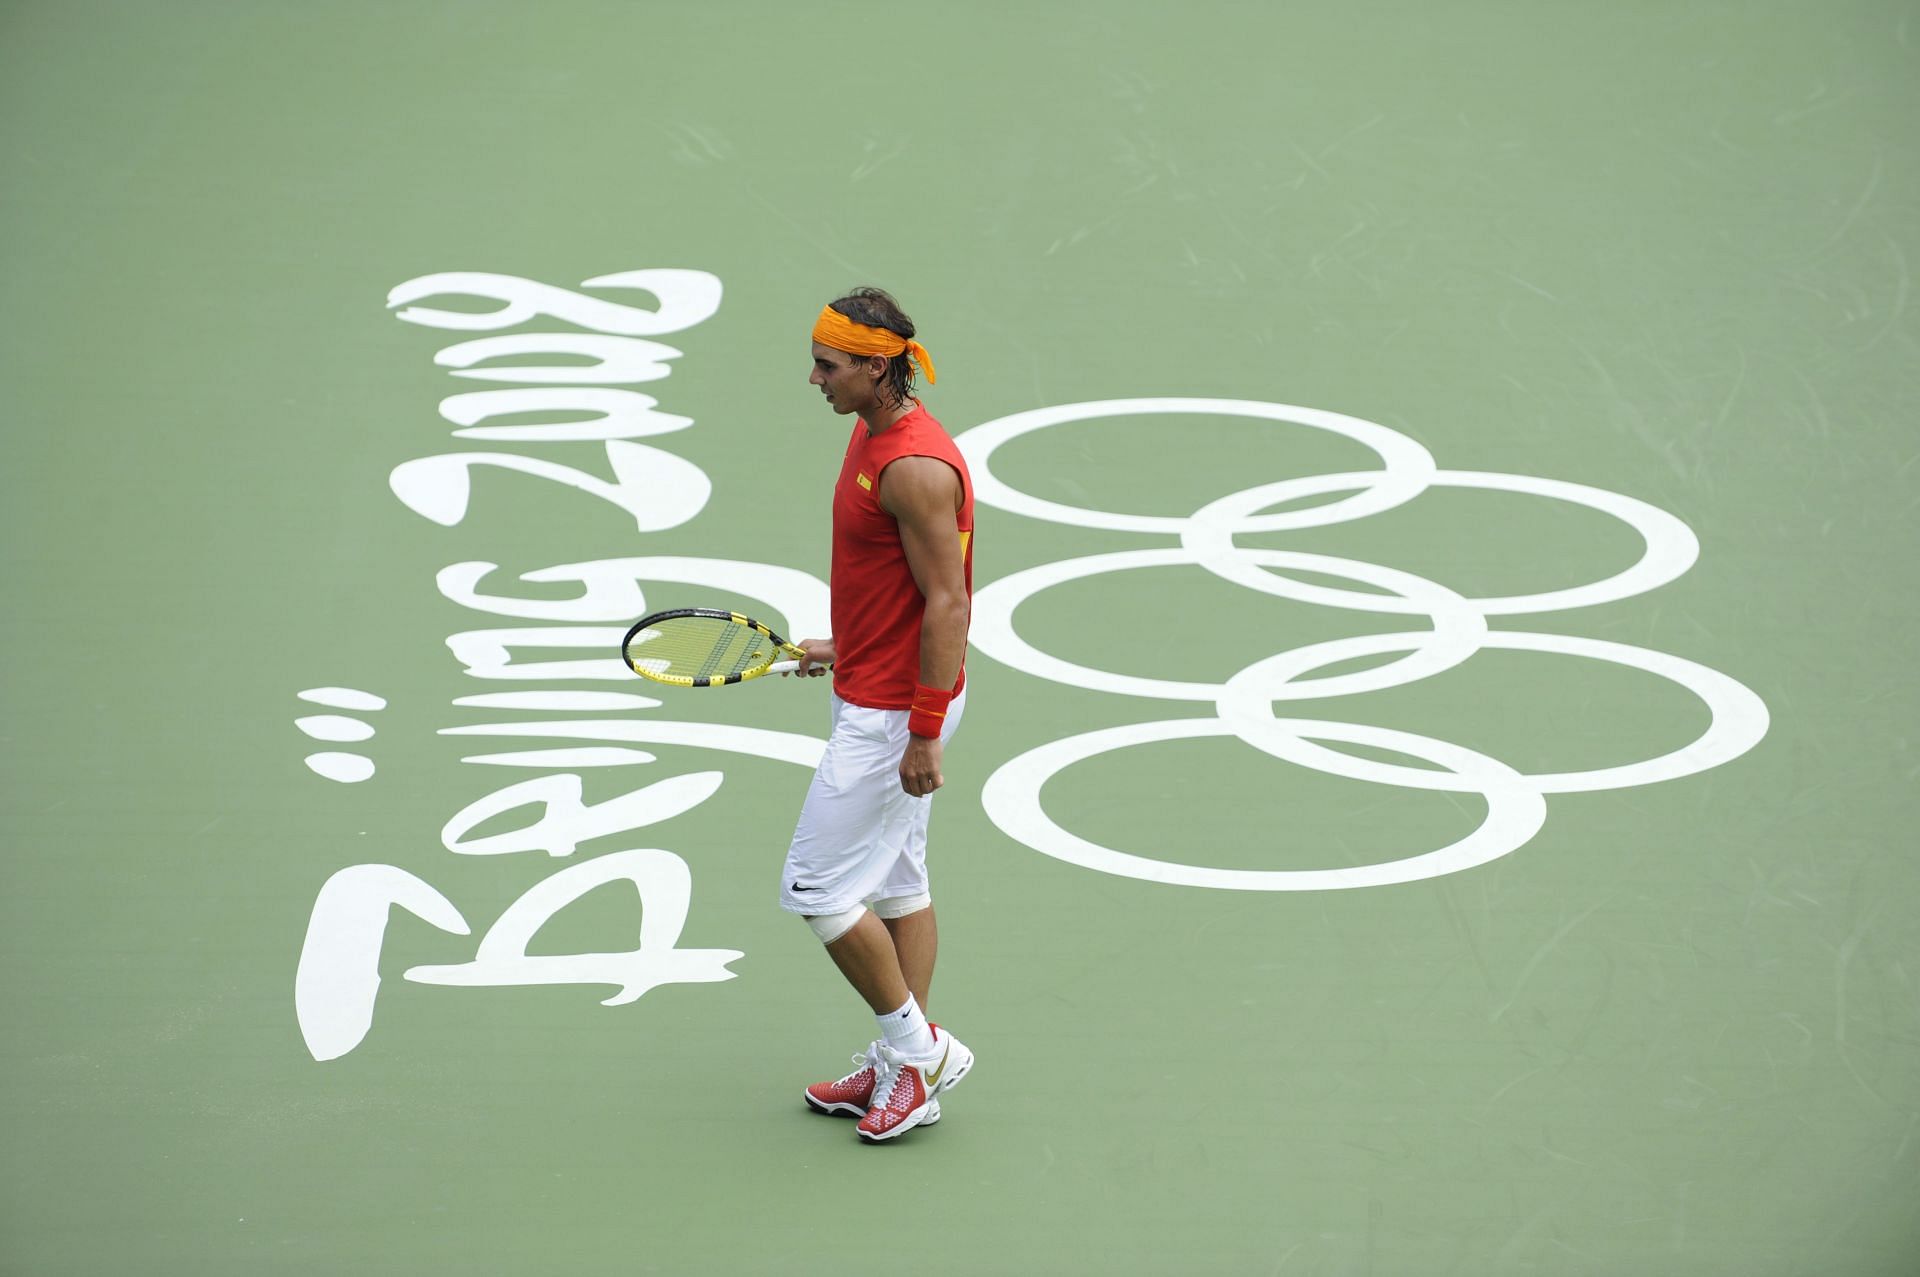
[{"xmin": 829, "ymin": 286, "xmax": 918, "ymax": 407}]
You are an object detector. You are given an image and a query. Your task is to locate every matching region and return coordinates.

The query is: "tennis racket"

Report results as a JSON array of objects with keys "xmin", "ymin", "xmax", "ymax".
[{"xmin": 619, "ymin": 608, "xmax": 822, "ymax": 687}]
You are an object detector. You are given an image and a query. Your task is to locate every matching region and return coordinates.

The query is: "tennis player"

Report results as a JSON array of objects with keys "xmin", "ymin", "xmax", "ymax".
[{"xmin": 782, "ymin": 287, "xmax": 976, "ymax": 1143}]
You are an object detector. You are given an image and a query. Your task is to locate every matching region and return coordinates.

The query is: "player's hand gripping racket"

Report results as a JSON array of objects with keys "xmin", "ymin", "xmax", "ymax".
[{"xmin": 620, "ymin": 609, "xmax": 825, "ymax": 687}]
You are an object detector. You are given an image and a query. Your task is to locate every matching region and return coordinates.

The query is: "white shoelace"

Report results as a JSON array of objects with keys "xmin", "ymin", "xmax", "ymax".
[
  {"xmin": 840, "ymin": 1041, "xmax": 882, "ymax": 1085},
  {"xmin": 871, "ymin": 1042, "xmax": 917, "ymax": 1113}
]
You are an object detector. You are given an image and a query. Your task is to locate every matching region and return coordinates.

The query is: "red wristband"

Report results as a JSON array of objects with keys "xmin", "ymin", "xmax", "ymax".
[{"xmin": 908, "ymin": 682, "xmax": 955, "ymax": 739}]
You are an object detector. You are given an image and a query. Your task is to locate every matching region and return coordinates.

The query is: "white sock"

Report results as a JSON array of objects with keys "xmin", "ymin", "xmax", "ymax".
[{"xmin": 875, "ymin": 994, "xmax": 936, "ymax": 1059}]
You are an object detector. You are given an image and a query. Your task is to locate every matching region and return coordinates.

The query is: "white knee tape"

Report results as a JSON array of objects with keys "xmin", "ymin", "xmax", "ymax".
[
  {"xmin": 805, "ymin": 907, "xmax": 866, "ymax": 945},
  {"xmin": 870, "ymin": 892, "xmax": 932, "ymax": 920}
]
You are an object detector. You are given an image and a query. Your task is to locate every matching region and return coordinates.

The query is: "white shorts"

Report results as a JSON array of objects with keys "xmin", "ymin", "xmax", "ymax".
[{"xmin": 778, "ymin": 687, "xmax": 967, "ymax": 916}]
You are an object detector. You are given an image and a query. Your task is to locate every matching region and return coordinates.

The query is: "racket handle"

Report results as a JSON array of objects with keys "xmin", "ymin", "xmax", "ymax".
[{"xmin": 769, "ymin": 659, "xmax": 832, "ymax": 675}]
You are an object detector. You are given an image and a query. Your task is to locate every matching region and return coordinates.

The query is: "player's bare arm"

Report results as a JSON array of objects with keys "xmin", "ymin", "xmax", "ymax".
[{"xmin": 880, "ymin": 454, "xmax": 968, "ymax": 797}]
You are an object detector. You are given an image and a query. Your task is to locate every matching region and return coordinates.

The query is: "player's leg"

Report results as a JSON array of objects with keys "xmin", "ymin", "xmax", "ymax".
[
  {"xmin": 872, "ymin": 687, "xmax": 960, "ymax": 1012},
  {"xmin": 847, "ymin": 696, "xmax": 973, "ymax": 1143},
  {"xmin": 800, "ymin": 906, "xmax": 947, "ymax": 1125},
  {"xmin": 879, "ymin": 904, "xmax": 936, "ymax": 1011},
  {"xmin": 784, "ymin": 693, "xmax": 973, "ymax": 1140},
  {"xmin": 785, "ymin": 696, "xmax": 937, "ymax": 1125},
  {"xmin": 821, "ymin": 909, "xmax": 910, "ymax": 1012}
]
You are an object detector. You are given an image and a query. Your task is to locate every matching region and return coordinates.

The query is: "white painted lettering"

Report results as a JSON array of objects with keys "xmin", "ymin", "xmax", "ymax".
[
  {"xmin": 440, "ymin": 772, "xmax": 724, "ymax": 858},
  {"xmin": 440, "ymin": 388, "xmax": 693, "ymax": 443},
  {"xmin": 389, "ymin": 441, "xmax": 710, "ymax": 531},
  {"xmin": 389, "ymin": 269, "xmax": 722, "ymax": 336}
]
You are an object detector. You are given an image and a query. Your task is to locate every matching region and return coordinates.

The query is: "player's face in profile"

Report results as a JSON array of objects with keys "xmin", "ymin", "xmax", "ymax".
[{"xmin": 810, "ymin": 343, "xmax": 874, "ymax": 416}]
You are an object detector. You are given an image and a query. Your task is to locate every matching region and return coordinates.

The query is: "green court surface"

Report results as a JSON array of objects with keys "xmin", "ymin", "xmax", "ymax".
[{"xmin": 4, "ymin": 2, "xmax": 1918, "ymax": 1273}]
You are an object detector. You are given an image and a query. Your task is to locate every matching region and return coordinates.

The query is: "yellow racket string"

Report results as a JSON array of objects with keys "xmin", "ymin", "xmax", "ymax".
[{"xmin": 624, "ymin": 615, "xmax": 779, "ymax": 683}]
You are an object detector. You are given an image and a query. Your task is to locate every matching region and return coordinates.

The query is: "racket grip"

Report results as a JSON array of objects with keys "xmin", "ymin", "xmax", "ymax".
[{"xmin": 769, "ymin": 660, "xmax": 801, "ymax": 674}]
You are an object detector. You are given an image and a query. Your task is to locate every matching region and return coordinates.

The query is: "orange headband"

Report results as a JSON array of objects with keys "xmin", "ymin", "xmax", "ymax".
[{"xmin": 812, "ymin": 305, "xmax": 937, "ymax": 386}]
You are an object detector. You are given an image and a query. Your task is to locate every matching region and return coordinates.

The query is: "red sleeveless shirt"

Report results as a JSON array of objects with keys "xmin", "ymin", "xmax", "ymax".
[{"xmin": 829, "ymin": 403, "xmax": 974, "ymax": 709}]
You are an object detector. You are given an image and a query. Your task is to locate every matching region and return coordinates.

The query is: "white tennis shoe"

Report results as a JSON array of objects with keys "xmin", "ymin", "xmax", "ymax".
[{"xmin": 856, "ymin": 1025, "xmax": 974, "ymax": 1144}]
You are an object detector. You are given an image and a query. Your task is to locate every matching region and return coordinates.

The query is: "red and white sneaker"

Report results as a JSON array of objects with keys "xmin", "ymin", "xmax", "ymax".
[
  {"xmin": 804, "ymin": 1041, "xmax": 882, "ymax": 1117},
  {"xmin": 805, "ymin": 1041, "xmax": 944, "ymax": 1125},
  {"xmin": 856, "ymin": 1026, "xmax": 974, "ymax": 1144}
]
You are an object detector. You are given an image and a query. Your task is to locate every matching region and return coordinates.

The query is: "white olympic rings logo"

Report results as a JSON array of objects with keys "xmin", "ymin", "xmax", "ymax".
[{"xmin": 953, "ymin": 398, "xmax": 1770, "ymax": 891}]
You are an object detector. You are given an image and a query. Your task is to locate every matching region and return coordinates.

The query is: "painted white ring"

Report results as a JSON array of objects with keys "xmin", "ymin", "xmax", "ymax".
[
  {"xmin": 968, "ymin": 546, "xmax": 1487, "ymax": 702},
  {"xmin": 953, "ymin": 398, "xmax": 1437, "ymax": 534},
  {"xmin": 1184, "ymin": 470, "xmax": 1700, "ymax": 615},
  {"xmin": 980, "ymin": 717, "xmax": 1548, "ymax": 891},
  {"xmin": 1218, "ymin": 629, "xmax": 1771, "ymax": 793}
]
